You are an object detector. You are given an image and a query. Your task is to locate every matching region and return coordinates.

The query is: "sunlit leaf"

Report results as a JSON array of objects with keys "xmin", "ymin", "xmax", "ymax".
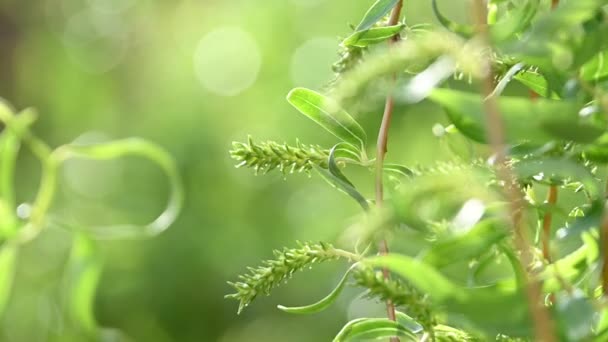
[
  {"xmin": 343, "ymin": 24, "xmax": 404, "ymax": 47},
  {"xmin": 355, "ymin": 0, "xmax": 400, "ymax": 32},
  {"xmin": 332, "ymin": 317, "xmax": 417, "ymax": 342},
  {"xmin": 287, "ymin": 88, "xmax": 367, "ymax": 149}
]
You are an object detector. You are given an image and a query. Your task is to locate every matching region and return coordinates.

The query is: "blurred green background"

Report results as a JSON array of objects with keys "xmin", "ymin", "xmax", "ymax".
[{"xmin": 0, "ymin": 1, "xmax": 469, "ymax": 341}]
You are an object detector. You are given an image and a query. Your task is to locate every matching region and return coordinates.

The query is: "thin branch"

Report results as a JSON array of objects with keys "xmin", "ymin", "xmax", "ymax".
[
  {"xmin": 471, "ymin": 1, "xmax": 556, "ymax": 341},
  {"xmin": 542, "ymin": 185, "xmax": 558, "ymax": 262},
  {"xmin": 375, "ymin": 0, "xmax": 404, "ymax": 337}
]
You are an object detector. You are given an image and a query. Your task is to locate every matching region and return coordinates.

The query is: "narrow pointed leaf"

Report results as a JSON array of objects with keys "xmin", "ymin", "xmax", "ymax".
[
  {"xmin": 278, "ymin": 265, "xmax": 355, "ymax": 314},
  {"xmin": 287, "ymin": 88, "xmax": 367, "ymax": 149},
  {"xmin": 355, "ymin": 0, "xmax": 400, "ymax": 31},
  {"xmin": 333, "ymin": 318, "xmax": 417, "ymax": 342},
  {"xmin": 431, "ymin": 0, "xmax": 474, "ymax": 37},
  {"xmin": 315, "ymin": 145, "xmax": 368, "ymax": 210},
  {"xmin": 343, "ymin": 24, "xmax": 404, "ymax": 47}
]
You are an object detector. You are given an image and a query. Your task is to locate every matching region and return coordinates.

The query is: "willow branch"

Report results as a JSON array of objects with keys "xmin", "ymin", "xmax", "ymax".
[
  {"xmin": 471, "ymin": 1, "xmax": 556, "ymax": 341},
  {"xmin": 375, "ymin": 0, "xmax": 404, "ymax": 333}
]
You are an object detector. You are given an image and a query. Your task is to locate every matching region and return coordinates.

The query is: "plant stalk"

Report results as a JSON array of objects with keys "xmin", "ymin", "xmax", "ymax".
[
  {"xmin": 472, "ymin": 1, "xmax": 556, "ymax": 341},
  {"xmin": 542, "ymin": 185, "xmax": 558, "ymax": 262},
  {"xmin": 375, "ymin": 0, "xmax": 403, "ymax": 339}
]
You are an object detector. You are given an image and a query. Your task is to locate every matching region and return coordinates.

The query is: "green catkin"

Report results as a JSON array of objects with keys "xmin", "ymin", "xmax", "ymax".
[
  {"xmin": 226, "ymin": 242, "xmax": 354, "ymax": 314},
  {"xmin": 353, "ymin": 265, "xmax": 436, "ymax": 337},
  {"xmin": 230, "ymin": 137, "xmax": 329, "ymax": 175}
]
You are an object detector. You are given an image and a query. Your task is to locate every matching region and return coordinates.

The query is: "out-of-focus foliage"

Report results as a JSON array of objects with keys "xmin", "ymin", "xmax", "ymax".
[{"xmin": 0, "ymin": 1, "xmax": 458, "ymax": 341}]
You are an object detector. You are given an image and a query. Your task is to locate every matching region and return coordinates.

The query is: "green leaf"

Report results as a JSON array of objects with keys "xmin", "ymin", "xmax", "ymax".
[
  {"xmin": 315, "ymin": 144, "xmax": 369, "ymax": 210},
  {"xmin": 422, "ymin": 219, "xmax": 508, "ymax": 268},
  {"xmin": 429, "ymin": 88, "xmax": 605, "ymax": 144},
  {"xmin": 56, "ymin": 138, "xmax": 184, "ymax": 239},
  {"xmin": 343, "ymin": 24, "xmax": 404, "ymax": 47},
  {"xmin": 364, "ymin": 254, "xmax": 459, "ymax": 302},
  {"xmin": 580, "ymin": 51, "xmax": 608, "ymax": 81},
  {"xmin": 287, "ymin": 88, "xmax": 367, "ymax": 149},
  {"xmin": 502, "ymin": 0, "xmax": 608, "ymax": 70},
  {"xmin": 333, "ymin": 318, "xmax": 417, "ymax": 342},
  {"xmin": 355, "ymin": 0, "xmax": 400, "ymax": 32},
  {"xmin": 383, "ymin": 163, "xmax": 413, "ymax": 178},
  {"xmin": 431, "ymin": 0, "xmax": 474, "ymax": 37},
  {"xmin": 489, "ymin": 0, "xmax": 539, "ymax": 42},
  {"xmin": 278, "ymin": 265, "xmax": 355, "ymax": 314},
  {"xmin": 514, "ymin": 69, "xmax": 560, "ymax": 99},
  {"xmin": 514, "ymin": 158, "xmax": 600, "ymax": 198},
  {"xmin": 0, "ymin": 244, "xmax": 18, "ymax": 317},
  {"xmin": 65, "ymin": 233, "xmax": 101, "ymax": 335}
]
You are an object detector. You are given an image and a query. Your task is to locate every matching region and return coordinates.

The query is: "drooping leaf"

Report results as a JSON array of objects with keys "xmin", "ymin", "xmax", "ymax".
[
  {"xmin": 315, "ymin": 144, "xmax": 369, "ymax": 210},
  {"xmin": 277, "ymin": 265, "xmax": 355, "ymax": 314},
  {"xmin": 431, "ymin": 0, "xmax": 474, "ymax": 37},
  {"xmin": 332, "ymin": 317, "xmax": 417, "ymax": 342},
  {"xmin": 355, "ymin": 0, "xmax": 400, "ymax": 32},
  {"xmin": 287, "ymin": 88, "xmax": 367, "ymax": 149},
  {"xmin": 429, "ymin": 88, "xmax": 605, "ymax": 144},
  {"xmin": 383, "ymin": 163, "xmax": 413, "ymax": 178},
  {"xmin": 343, "ymin": 24, "xmax": 404, "ymax": 47},
  {"xmin": 422, "ymin": 219, "xmax": 508, "ymax": 268},
  {"xmin": 65, "ymin": 233, "xmax": 102, "ymax": 335}
]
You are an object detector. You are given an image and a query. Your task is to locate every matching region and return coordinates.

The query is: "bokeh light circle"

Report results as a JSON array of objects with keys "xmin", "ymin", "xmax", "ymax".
[{"xmin": 194, "ymin": 27, "xmax": 262, "ymax": 96}]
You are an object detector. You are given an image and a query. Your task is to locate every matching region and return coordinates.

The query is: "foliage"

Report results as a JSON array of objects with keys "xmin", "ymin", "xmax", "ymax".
[
  {"xmin": 227, "ymin": 0, "xmax": 608, "ymax": 341},
  {"xmin": 0, "ymin": 100, "xmax": 183, "ymax": 339}
]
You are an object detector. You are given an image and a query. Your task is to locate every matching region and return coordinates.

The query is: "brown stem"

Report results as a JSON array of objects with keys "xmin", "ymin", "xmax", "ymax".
[
  {"xmin": 375, "ymin": 0, "xmax": 403, "ymax": 338},
  {"xmin": 472, "ymin": 1, "xmax": 556, "ymax": 341},
  {"xmin": 551, "ymin": 0, "xmax": 559, "ymax": 9},
  {"xmin": 542, "ymin": 185, "xmax": 558, "ymax": 262}
]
